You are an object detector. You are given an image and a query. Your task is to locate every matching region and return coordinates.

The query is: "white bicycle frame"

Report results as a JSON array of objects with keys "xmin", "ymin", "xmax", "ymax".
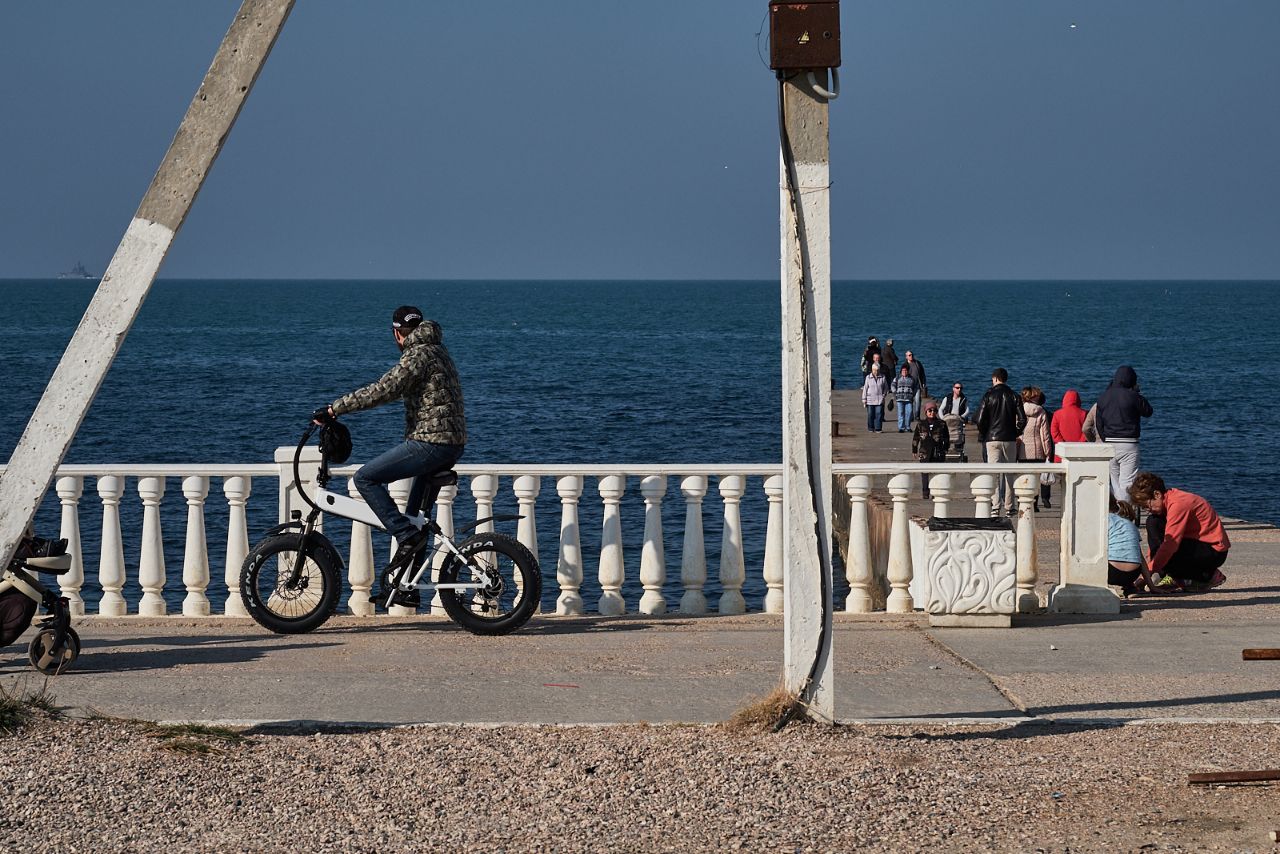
[{"xmin": 311, "ymin": 486, "xmax": 484, "ymax": 593}]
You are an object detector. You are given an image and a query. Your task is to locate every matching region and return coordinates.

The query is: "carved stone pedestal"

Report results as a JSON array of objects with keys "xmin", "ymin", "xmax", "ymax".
[{"xmin": 924, "ymin": 519, "xmax": 1017, "ymax": 628}]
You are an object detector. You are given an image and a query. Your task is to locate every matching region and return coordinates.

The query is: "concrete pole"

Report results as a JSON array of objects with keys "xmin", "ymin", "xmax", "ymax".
[
  {"xmin": 779, "ymin": 73, "xmax": 834, "ymax": 722},
  {"xmin": 0, "ymin": 0, "xmax": 295, "ymax": 570}
]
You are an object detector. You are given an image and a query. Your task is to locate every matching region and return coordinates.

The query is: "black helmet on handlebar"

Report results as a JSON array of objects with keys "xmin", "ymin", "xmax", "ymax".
[{"xmin": 317, "ymin": 417, "xmax": 352, "ymax": 465}]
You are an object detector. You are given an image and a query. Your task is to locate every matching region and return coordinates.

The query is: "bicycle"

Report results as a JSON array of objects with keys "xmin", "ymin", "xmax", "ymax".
[{"xmin": 239, "ymin": 420, "xmax": 541, "ymax": 636}]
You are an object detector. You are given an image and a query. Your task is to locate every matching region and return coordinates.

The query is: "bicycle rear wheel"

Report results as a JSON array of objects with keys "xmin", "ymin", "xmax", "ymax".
[
  {"xmin": 240, "ymin": 533, "xmax": 342, "ymax": 634},
  {"xmin": 438, "ymin": 533, "xmax": 540, "ymax": 636}
]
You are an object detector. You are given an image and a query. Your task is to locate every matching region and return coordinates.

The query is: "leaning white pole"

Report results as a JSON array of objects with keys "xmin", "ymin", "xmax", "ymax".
[
  {"xmin": 780, "ymin": 72, "xmax": 835, "ymax": 722},
  {"xmin": 0, "ymin": 0, "xmax": 295, "ymax": 571}
]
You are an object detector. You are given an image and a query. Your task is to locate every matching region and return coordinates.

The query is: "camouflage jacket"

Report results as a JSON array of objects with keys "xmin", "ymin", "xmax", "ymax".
[{"xmin": 331, "ymin": 321, "xmax": 467, "ymax": 445}]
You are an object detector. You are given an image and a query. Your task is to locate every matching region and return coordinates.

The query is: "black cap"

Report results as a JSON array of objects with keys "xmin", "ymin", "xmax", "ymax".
[{"xmin": 392, "ymin": 305, "xmax": 423, "ymax": 329}]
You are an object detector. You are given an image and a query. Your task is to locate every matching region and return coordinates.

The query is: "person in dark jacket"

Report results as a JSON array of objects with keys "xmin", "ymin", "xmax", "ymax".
[
  {"xmin": 321, "ymin": 306, "xmax": 467, "ymax": 564},
  {"xmin": 1095, "ymin": 365, "xmax": 1153, "ymax": 499},
  {"xmin": 891, "ymin": 365, "xmax": 918, "ymax": 432},
  {"xmin": 859, "ymin": 336, "xmax": 881, "ymax": 379},
  {"xmin": 975, "ymin": 367, "xmax": 1027, "ymax": 516},
  {"xmin": 881, "ymin": 338, "xmax": 899, "ymax": 385},
  {"xmin": 904, "ymin": 350, "xmax": 927, "ymax": 422},
  {"xmin": 912, "ymin": 400, "xmax": 950, "ymax": 499}
]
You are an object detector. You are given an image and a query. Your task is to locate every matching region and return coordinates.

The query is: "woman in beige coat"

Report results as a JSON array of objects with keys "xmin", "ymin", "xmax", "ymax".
[{"xmin": 1017, "ymin": 386, "xmax": 1053, "ymax": 511}]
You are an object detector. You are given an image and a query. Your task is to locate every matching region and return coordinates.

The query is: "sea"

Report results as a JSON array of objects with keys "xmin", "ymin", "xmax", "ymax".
[{"xmin": 2, "ymin": 279, "xmax": 1276, "ymax": 613}]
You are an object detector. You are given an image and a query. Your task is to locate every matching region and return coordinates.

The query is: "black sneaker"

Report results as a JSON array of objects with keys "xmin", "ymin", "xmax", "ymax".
[{"xmin": 389, "ymin": 528, "xmax": 430, "ymax": 568}]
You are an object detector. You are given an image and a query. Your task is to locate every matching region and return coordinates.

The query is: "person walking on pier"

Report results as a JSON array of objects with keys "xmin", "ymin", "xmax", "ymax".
[
  {"xmin": 320, "ymin": 305, "xmax": 467, "ymax": 566},
  {"xmin": 1128, "ymin": 472, "xmax": 1229, "ymax": 590},
  {"xmin": 881, "ymin": 338, "xmax": 899, "ymax": 386},
  {"xmin": 892, "ymin": 365, "xmax": 918, "ymax": 432},
  {"xmin": 1095, "ymin": 365, "xmax": 1153, "ymax": 499},
  {"xmin": 904, "ymin": 350, "xmax": 927, "ymax": 422},
  {"xmin": 861, "ymin": 363, "xmax": 888, "ymax": 432},
  {"xmin": 1052, "ymin": 389, "xmax": 1088, "ymax": 453},
  {"xmin": 975, "ymin": 368, "xmax": 1027, "ymax": 516},
  {"xmin": 913, "ymin": 400, "xmax": 950, "ymax": 499},
  {"xmin": 1018, "ymin": 386, "xmax": 1053, "ymax": 510},
  {"xmin": 939, "ymin": 382, "xmax": 969, "ymax": 423},
  {"xmin": 860, "ymin": 336, "xmax": 881, "ymax": 379}
]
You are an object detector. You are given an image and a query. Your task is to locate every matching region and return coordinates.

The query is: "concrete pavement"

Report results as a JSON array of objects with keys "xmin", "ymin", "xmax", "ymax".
[{"xmin": 4, "ymin": 537, "xmax": 1276, "ymax": 727}]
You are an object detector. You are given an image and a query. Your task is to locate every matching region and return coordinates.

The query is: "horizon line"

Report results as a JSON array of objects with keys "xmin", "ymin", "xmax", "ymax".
[{"xmin": 4, "ymin": 276, "xmax": 1280, "ymax": 284}]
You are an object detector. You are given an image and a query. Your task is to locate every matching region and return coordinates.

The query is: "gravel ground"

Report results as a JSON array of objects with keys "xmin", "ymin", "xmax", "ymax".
[{"xmin": 3, "ymin": 712, "xmax": 1279, "ymax": 852}]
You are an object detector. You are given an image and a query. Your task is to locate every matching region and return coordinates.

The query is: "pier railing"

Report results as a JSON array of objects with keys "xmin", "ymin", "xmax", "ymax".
[{"xmin": 0, "ymin": 443, "xmax": 1116, "ymax": 618}]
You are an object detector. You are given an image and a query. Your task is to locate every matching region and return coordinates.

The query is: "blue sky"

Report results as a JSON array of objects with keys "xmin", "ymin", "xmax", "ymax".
[{"xmin": 2, "ymin": 1, "xmax": 1278, "ymax": 280}]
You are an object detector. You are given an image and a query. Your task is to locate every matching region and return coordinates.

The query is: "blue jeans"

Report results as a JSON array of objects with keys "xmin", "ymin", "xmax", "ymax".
[
  {"xmin": 353, "ymin": 441, "xmax": 465, "ymax": 539},
  {"xmin": 896, "ymin": 400, "xmax": 913, "ymax": 431},
  {"xmin": 866, "ymin": 404, "xmax": 884, "ymax": 431}
]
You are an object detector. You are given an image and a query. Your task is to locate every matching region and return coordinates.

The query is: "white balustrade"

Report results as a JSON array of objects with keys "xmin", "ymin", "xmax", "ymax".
[
  {"xmin": 678, "ymin": 475, "xmax": 708, "ymax": 615},
  {"xmin": 223, "ymin": 476, "xmax": 251, "ymax": 617},
  {"xmin": 970, "ymin": 474, "xmax": 995, "ymax": 518},
  {"xmin": 387, "ymin": 478, "xmax": 415, "ymax": 616},
  {"xmin": 137, "ymin": 477, "xmax": 167, "ymax": 616},
  {"xmin": 597, "ymin": 475, "xmax": 626, "ymax": 616},
  {"xmin": 471, "ymin": 474, "xmax": 498, "ymax": 536},
  {"xmin": 555, "ymin": 476, "xmax": 585, "ymax": 616},
  {"xmin": 56, "ymin": 476, "xmax": 85, "ymax": 616},
  {"xmin": 430, "ymin": 484, "xmax": 457, "ymax": 615},
  {"xmin": 514, "ymin": 475, "xmax": 540, "ymax": 561},
  {"xmin": 1013, "ymin": 474, "xmax": 1040, "ymax": 613},
  {"xmin": 929, "ymin": 473, "xmax": 954, "ymax": 518},
  {"xmin": 843, "ymin": 475, "xmax": 873, "ymax": 613},
  {"xmin": 347, "ymin": 477, "xmax": 375, "ymax": 617},
  {"xmin": 638, "ymin": 475, "xmax": 668, "ymax": 615},
  {"xmin": 96, "ymin": 476, "xmax": 127, "ymax": 616},
  {"xmin": 181, "ymin": 476, "xmax": 211, "ymax": 616},
  {"xmin": 885, "ymin": 473, "xmax": 914, "ymax": 613},
  {"xmin": 762, "ymin": 475, "xmax": 784, "ymax": 614},
  {"xmin": 717, "ymin": 475, "xmax": 746, "ymax": 615}
]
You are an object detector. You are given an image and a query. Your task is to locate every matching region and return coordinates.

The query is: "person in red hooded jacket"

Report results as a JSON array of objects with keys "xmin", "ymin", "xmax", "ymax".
[{"xmin": 1051, "ymin": 390, "xmax": 1088, "ymax": 462}]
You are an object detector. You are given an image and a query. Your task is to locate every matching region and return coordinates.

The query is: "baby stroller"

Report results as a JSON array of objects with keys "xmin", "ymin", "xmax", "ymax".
[
  {"xmin": 1, "ymin": 535, "xmax": 80, "ymax": 674},
  {"xmin": 943, "ymin": 414, "xmax": 969, "ymax": 463}
]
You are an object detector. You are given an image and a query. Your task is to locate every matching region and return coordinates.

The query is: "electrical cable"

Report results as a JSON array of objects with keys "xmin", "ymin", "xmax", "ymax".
[{"xmin": 772, "ymin": 72, "xmax": 834, "ymax": 732}]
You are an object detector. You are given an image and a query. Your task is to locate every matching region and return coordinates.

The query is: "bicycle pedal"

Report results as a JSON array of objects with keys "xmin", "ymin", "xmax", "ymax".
[{"xmin": 389, "ymin": 589, "xmax": 421, "ymax": 609}]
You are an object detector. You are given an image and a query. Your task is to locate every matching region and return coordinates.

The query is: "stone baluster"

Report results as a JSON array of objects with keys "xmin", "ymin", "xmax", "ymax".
[
  {"xmin": 429, "ymin": 484, "xmax": 457, "ymax": 615},
  {"xmin": 886, "ymin": 473, "xmax": 914, "ymax": 613},
  {"xmin": 678, "ymin": 476, "xmax": 708, "ymax": 615},
  {"xmin": 181, "ymin": 476, "xmax": 211, "ymax": 616},
  {"xmin": 596, "ymin": 475, "xmax": 626, "ymax": 615},
  {"xmin": 97, "ymin": 476, "xmax": 127, "ymax": 616},
  {"xmin": 718, "ymin": 475, "xmax": 746, "ymax": 615},
  {"xmin": 56, "ymin": 476, "xmax": 86, "ymax": 616},
  {"xmin": 222, "ymin": 476, "xmax": 251, "ymax": 617},
  {"xmin": 638, "ymin": 475, "xmax": 668, "ymax": 615},
  {"xmin": 471, "ymin": 474, "xmax": 498, "ymax": 535},
  {"xmin": 970, "ymin": 474, "xmax": 995, "ymax": 518},
  {"xmin": 762, "ymin": 475, "xmax": 785, "ymax": 614},
  {"xmin": 554, "ymin": 476, "xmax": 585, "ymax": 616},
  {"xmin": 137, "ymin": 477, "xmax": 167, "ymax": 616},
  {"xmin": 930, "ymin": 472, "xmax": 954, "ymax": 518},
  {"xmin": 387, "ymin": 478, "xmax": 415, "ymax": 616},
  {"xmin": 1014, "ymin": 473, "xmax": 1041, "ymax": 613},
  {"xmin": 514, "ymin": 475, "xmax": 540, "ymax": 596},
  {"xmin": 843, "ymin": 475, "xmax": 874, "ymax": 613},
  {"xmin": 347, "ymin": 477, "xmax": 375, "ymax": 617}
]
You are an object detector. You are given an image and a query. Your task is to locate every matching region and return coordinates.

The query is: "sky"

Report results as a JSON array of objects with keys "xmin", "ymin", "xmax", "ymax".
[{"xmin": 2, "ymin": 1, "xmax": 1278, "ymax": 281}]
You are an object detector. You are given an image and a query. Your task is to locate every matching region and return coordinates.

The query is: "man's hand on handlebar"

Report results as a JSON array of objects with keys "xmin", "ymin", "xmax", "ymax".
[{"xmin": 311, "ymin": 405, "xmax": 336, "ymax": 425}]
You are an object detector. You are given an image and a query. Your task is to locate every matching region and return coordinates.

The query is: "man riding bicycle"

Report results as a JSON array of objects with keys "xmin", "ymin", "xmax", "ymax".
[{"xmin": 315, "ymin": 305, "xmax": 466, "ymax": 567}]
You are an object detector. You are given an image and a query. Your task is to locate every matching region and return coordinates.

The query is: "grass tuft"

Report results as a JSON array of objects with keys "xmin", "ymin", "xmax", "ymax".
[
  {"xmin": 143, "ymin": 722, "xmax": 252, "ymax": 756},
  {"xmin": 722, "ymin": 684, "xmax": 806, "ymax": 733},
  {"xmin": 0, "ymin": 678, "xmax": 60, "ymax": 734}
]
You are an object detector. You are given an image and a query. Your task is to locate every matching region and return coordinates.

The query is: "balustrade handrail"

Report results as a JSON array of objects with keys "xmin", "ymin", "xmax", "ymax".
[
  {"xmin": 0, "ymin": 463, "xmax": 275, "ymax": 477},
  {"xmin": 833, "ymin": 462, "xmax": 1067, "ymax": 475}
]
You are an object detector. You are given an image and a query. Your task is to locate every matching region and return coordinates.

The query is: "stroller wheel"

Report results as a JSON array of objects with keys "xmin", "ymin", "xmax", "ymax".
[{"xmin": 28, "ymin": 627, "xmax": 80, "ymax": 675}]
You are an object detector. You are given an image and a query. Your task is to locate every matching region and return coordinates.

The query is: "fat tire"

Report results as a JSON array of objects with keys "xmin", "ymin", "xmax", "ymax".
[
  {"xmin": 240, "ymin": 533, "xmax": 342, "ymax": 634},
  {"xmin": 438, "ymin": 533, "xmax": 541, "ymax": 636}
]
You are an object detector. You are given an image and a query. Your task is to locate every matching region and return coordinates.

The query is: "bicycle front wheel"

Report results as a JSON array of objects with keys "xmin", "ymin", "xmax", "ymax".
[
  {"xmin": 240, "ymin": 533, "xmax": 342, "ymax": 634},
  {"xmin": 438, "ymin": 533, "xmax": 541, "ymax": 636}
]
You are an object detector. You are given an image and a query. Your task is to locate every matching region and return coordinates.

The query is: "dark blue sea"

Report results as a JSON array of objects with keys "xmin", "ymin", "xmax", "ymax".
[{"xmin": 3, "ymin": 279, "xmax": 1277, "ymax": 612}]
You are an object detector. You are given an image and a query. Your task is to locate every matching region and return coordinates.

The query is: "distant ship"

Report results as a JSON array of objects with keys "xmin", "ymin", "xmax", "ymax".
[{"xmin": 57, "ymin": 261, "xmax": 96, "ymax": 280}]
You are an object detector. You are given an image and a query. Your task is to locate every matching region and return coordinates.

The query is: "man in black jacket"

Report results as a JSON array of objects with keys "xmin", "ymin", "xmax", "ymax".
[
  {"xmin": 975, "ymin": 367, "xmax": 1027, "ymax": 516},
  {"xmin": 1095, "ymin": 365, "xmax": 1153, "ymax": 499}
]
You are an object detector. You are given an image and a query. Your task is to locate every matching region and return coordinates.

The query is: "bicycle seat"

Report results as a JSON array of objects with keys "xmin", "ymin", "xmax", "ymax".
[{"xmin": 428, "ymin": 470, "xmax": 458, "ymax": 488}]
